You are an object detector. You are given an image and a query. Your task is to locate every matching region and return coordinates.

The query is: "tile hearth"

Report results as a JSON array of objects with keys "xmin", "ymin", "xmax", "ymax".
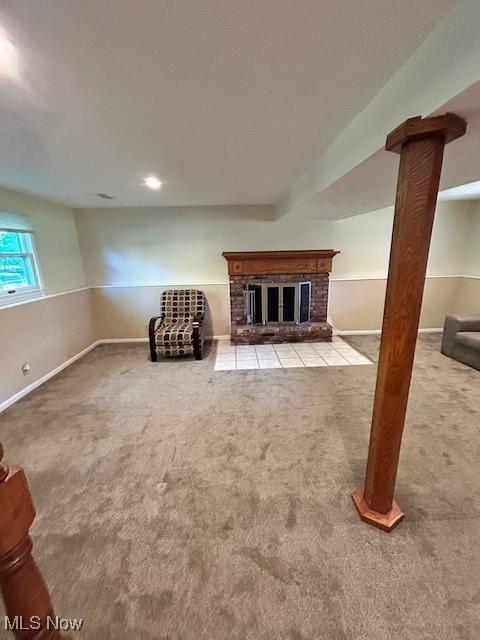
[{"xmin": 214, "ymin": 337, "xmax": 372, "ymax": 370}]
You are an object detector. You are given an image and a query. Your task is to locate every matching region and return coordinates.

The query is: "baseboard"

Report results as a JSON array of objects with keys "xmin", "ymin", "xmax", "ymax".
[
  {"xmin": 1, "ymin": 334, "xmax": 232, "ymax": 412},
  {"xmin": 335, "ymin": 327, "xmax": 443, "ymax": 335},
  {"xmin": 335, "ymin": 329, "xmax": 381, "ymax": 335},
  {"xmin": 97, "ymin": 336, "xmax": 231, "ymax": 342},
  {"xmin": 97, "ymin": 338, "xmax": 148, "ymax": 343},
  {"xmin": 0, "ymin": 340, "xmax": 101, "ymax": 413}
]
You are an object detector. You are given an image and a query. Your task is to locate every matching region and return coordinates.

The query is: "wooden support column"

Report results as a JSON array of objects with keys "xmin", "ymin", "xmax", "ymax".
[
  {"xmin": 0, "ymin": 443, "xmax": 69, "ymax": 639},
  {"xmin": 352, "ymin": 114, "xmax": 467, "ymax": 532}
]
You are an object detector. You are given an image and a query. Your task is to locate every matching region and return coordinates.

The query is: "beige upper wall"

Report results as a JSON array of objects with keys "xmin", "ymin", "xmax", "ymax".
[
  {"xmin": 0, "ymin": 186, "xmax": 86, "ymax": 294},
  {"xmin": 453, "ymin": 200, "xmax": 480, "ymax": 316},
  {"xmin": 75, "ymin": 200, "xmax": 473, "ymax": 284}
]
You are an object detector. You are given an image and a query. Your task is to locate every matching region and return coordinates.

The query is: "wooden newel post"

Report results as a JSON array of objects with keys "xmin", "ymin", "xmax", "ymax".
[
  {"xmin": 0, "ymin": 444, "xmax": 69, "ymax": 639},
  {"xmin": 352, "ymin": 114, "xmax": 467, "ymax": 532}
]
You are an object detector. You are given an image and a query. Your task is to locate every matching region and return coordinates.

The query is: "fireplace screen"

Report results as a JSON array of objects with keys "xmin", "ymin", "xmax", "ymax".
[{"xmin": 244, "ymin": 282, "xmax": 311, "ymax": 324}]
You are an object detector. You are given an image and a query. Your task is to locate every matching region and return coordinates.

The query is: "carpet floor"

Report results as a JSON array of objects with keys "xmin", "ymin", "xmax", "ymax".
[{"xmin": 1, "ymin": 335, "xmax": 480, "ymax": 639}]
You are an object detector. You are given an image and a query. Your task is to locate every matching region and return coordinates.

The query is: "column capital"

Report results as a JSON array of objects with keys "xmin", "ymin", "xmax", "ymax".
[{"xmin": 386, "ymin": 113, "xmax": 467, "ymax": 154}]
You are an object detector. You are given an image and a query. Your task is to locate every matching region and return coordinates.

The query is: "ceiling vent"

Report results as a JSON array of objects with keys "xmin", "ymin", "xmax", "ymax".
[{"xmin": 95, "ymin": 193, "xmax": 114, "ymax": 200}]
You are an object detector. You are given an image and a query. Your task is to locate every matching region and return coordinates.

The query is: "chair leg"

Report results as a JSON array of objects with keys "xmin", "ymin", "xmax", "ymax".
[
  {"xmin": 149, "ymin": 316, "xmax": 162, "ymax": 362},
  {"xmin": 149, "ymin": 334, "xmax": 157, "ymax": 361},
  {"xmin": 192, "ymin": 324, "xmax": 203, "ymax": 360},
  {"xmin": 193, "ymin": 342, "xmax": 202, "ymax": 360},
  {"xmin": 149, "ymin": 342, "xmax": 157, "ymax": 362}
]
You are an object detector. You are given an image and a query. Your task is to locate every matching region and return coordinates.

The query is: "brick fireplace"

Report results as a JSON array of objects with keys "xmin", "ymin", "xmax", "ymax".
[{"xmin": 222, "ymin": 250, "xmax": 339, "ymax": 344}]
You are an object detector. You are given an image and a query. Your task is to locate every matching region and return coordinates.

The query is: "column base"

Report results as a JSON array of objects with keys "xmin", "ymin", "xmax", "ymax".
[{"xmin": 352, "ymin": 488, "xmax": 404, "ymax": 532}]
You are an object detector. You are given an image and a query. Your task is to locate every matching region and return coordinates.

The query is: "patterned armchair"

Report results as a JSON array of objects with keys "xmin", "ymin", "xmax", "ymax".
[{"xmin": 149, "ymin": 289, "xmax": 206, "ymax": 361}]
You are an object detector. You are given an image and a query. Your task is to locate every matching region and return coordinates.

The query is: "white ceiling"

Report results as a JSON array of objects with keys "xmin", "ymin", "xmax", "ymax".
[
  {"xmin": 283, "ymin": 79, "xmax": 480, "ymax": 220},
  {"xmin": 0, "ymin": 0, "xmax": 454, "ymax": 208},
  {"xmin": 276, "ymin": 1, "xmax": 480, "ymax": 220}
]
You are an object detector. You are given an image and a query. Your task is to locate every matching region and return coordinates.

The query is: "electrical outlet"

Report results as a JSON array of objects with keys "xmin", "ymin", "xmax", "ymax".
[{"xmin": 21, "ymin": 362, "xmax": 31, "ymax": 376}]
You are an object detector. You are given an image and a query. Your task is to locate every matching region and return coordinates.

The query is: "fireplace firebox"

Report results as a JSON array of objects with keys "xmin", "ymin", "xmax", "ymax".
[
  {"xmin": 223, "ymin": 250, "xmax": 339, "ymax": 344},
  {"xmin": 245, "ymin": 281, "xmax": 311, "ymax": 325}
]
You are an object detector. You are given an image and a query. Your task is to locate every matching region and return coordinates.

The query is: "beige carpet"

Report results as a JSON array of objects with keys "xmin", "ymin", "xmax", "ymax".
[{"xmin": 1, "ymin": 335, "xmax": 480, "ymax": 639}]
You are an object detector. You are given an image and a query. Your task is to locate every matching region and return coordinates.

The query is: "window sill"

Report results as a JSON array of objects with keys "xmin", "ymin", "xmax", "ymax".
[{"xmin": 0, "ymin": 288, "xmax": 44, "ymax": 309}]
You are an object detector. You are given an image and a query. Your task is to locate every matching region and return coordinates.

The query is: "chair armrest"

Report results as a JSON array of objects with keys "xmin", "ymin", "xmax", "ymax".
[
  {"xmin": 149, "ymin": 314, "xmax": 165, "ymax": 333},
  {"xmin": 442, "ymin": 315, "xmax": 480, "ymax": 355},
  {"xmin": 148, "ymin": 314, "xmax": 165, "ymax": 361}
]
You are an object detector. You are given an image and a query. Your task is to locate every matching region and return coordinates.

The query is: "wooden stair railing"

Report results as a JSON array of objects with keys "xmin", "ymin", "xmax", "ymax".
[{"xmin": 0, "ymin": 443, "xmax": 69, "ymax": 639}]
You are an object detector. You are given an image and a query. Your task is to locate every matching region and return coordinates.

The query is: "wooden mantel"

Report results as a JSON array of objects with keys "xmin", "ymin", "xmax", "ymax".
[{"xmin": 222, "ymin": 250, "xmax": 339, "ymax": 276}]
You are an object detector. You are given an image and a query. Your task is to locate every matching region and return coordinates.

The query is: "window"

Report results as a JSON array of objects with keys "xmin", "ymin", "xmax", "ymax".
[{"xmin": 0, "ymin": 214, "xmax": 43, "ymax": 306}]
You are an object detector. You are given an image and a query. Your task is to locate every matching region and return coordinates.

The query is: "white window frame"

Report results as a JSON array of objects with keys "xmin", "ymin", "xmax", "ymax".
[{"xmin": 0, "ymin": 228, "xmax": 44, "ymax": 307}]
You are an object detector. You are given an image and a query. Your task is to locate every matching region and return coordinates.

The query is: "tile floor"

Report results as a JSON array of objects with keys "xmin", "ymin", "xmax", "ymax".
[{"xmin": 214, "ymin": 337, "xmax": 373, "ymax": 370}]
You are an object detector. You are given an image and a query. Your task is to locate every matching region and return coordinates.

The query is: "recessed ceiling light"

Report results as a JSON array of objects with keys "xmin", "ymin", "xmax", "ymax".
[
  {"xmin": 0, "ymin": 29, "xmax": 18, "ymax": 78},
  {"xmin": 95, "ymin": 193, "xmax": 114, "ymax": 200},
  {"xmin": 143, "ymin": 176, "xmax": 162, "ymax": 190},
  {"xmin": 0, "ymin": 32, "xmax": 11, "ymax": 56}
]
